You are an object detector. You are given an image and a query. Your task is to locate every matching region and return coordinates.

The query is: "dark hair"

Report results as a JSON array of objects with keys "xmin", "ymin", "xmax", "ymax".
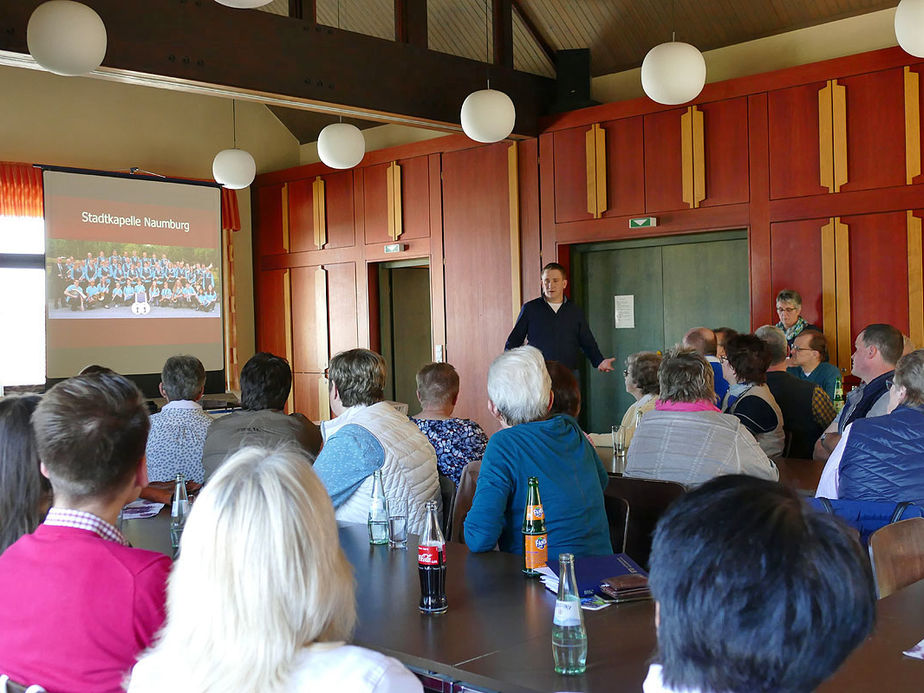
[
  {"xmin": 682, "ymin": 327, "xmax": 717, "ymax": 356},
  {"xmin": 713, "ymin": 327, "xmax": 738, "ymax": 345},
  {"xmin": 775, "ymin": 289, "xmax": 803, "ymax": 306},
  {"xmin": 0, "ymin": 395, "xmax": 47, "ymax": 553},
  {"xmin": 78, "ymin": 364, "xmax": 113, "ymax": 376},
  {"xmin": 894, "ymin": 349, "xmax": 924, "ymax": 406},
  {"xmin": 546, "ymin": 361, "xmax": 580, "ymax": 418},
  {"xmin": 797, "ymin": 329, "xmax": 829, "ymax": 361},
  {"xmin": 240, "ymin": 353, "xmax": 293, "ymax": 411},
  {"xmin": 161, "ymin": 355, "xmax": 206, "ymax": 401},
  {"xmin": 541, "ymin": 262, "xmax": 567, "ymax": 278},
  {"xmin": 627, "ymin": 351, "xmax": 661, "ymax": 395},
  {"xmin": 658, "ymin": 348, "xmax": 714, "ymax": 403},
  {"xmin": 32, "ymin": 373, "xmax": 150, "ymax": 501},
  {"xmin": 328, "ymin": 349, "xmax": 386, "ymax": 408},
  {"xmin": 860, "ymin": 323, "xmax": 904, "ymax": 366},
  {"xmin": 415, "ymin": 362, "xmax": 459, "ymax": 407},
  {"xmin": 725, "ymin": 333, "xmax": 771, "ymax": 384},
  {"xmin": 649, "ymin": 475, "xmax": 876, "ymax": 693}
]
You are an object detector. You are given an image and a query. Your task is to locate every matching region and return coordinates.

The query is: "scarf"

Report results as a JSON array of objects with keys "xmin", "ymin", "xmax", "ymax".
[{"xmin": 777, "ymin": 315, "xmax": 808, "ymax": 343}]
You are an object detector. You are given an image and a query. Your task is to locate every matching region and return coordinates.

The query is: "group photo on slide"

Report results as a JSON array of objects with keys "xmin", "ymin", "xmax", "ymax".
[{"xmin": 46, "ymin": 240, "xmax": 220, "ymax": 320}]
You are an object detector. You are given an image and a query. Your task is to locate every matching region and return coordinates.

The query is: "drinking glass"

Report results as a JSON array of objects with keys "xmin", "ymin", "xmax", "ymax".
[
  {"xmin": 612, "ymin": 424, "xmax": 627, "ymax": 457},
  {"xmin": 387, "ymin": 497, "xmax": 408, "ymax": 549}
]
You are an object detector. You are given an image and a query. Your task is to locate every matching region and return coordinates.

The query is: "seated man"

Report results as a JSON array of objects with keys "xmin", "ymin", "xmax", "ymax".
[
  {"xmin": 626, "ymin": 348, "xmax": 778, "ymax": 486},
  {"xmin": 202, "ymin": 352, "xmax": 322, "ymax": 481},
  {"xmin": 145, "ymin": 355, "xmax": 213, "ymax": 484},
  {"xmin": 816, "ymin": 349, "xmax": 924, "ymax": 503},
  {"xmin": 314, "ymin": 349, "xmax": 440, "ymax": 536},
  {"xmin": 682, "ymin": 326, "xmax": 729, "ymax": 404},
  {"xmin": 0, "ymin": 372, "xmax": 171, "ymax": 692},
  {"xmin": 756, "ymin": 325, "xmax": 836, "ymax": 459},
  {"xmin": 787, "ymin": 329, "xmax": 841, "ymax": 400},
  {"xmin": 464, "ymin": 346, "xmax": 612, "ymax": 559},
  {"xmin": 645, "ymin": 475, "xmax": 875, "ymax": 693}
]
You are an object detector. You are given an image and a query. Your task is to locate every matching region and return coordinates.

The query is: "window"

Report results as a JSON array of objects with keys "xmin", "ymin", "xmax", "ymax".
[{"xmin": 0, "ymin": 215, "xmax": 45, "ymax": 387}]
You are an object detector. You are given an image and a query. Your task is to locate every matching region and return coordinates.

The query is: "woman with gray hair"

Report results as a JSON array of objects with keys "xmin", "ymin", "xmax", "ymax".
[
  {"xmin": 127, "ymin": 447, "xmax": 422, "ymax": 693},
  {"xmin": 625, "ymin": 347, "xmax": 778, "ymax": 487},
  {"xmin": 619, "ymin": 351, "xmax": 662, "ymax": 447}
]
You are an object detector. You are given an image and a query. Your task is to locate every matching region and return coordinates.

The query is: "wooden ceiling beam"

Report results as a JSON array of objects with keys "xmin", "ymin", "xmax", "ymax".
[
  {"xmin": 492, "ymin": 0, "xmax": 513, "ymax": 69},
  {"xmin": 0, "ymin": 0, "xmax": 554, "ymax": 136},
  {"xmin": 395, "ymin": 0, "xmax": 427, "ymax": 48}
]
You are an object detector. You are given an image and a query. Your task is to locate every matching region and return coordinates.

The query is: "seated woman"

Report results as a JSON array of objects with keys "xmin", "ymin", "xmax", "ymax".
[
  {"xmin": 722, "ymin": 333, "xmax": 785, "ymax": 458},
  {"xmin": 619, "ymin": 351, "xmax": 661, "ymax": 448},
  {"xmin": 775, "ymin": 288, "xmax": 820, "ymax": 347},
  {"xmin": 411, "ymin": 362, "xmax": 488, "ymax": 486},
  {"xmin": 816, "ymin": 349, "xmax": 924, "ymax": 503},
  {"xmin": 0, "ymin": 395, "xmax": 50, "ymax": 554},
  {"xmin": 128, "ymin": 447, "xmax": 422, "ymax": 693},
  {"xmin": 626, "ymin": 347, "xmax": 778, "ymax": 487}
]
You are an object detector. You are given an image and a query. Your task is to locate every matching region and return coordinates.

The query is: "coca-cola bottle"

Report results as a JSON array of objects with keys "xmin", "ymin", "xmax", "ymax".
[{"xmin": 418, "ymin": 499, "xmax": 448, "ymax": 614}]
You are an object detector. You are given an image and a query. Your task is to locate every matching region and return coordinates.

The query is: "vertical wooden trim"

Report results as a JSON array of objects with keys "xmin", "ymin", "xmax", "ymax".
[
  {"xmin": 318, "ymin": 375, "xmax": 331, "ymax": 421},
  {"xmin": 692, "ymin": 105, "xmax": 705, "ymax": 208},
  {"xmin": 281, "ymin": 183, "xmax": 290, "ymax": 252},
  {"xmin": 313, "ymin": 176, "xmax": 327, "ymax": 248},
  {"xmin": 427, "ymin": 153, "xmax": 447, "ymax": 360},
  {"xmin": 820, "ymin": 218, "xmax": 838, "ymax": 365},
  {"xmin": 594, "ymin": 123, "xmax": 607, "ymax": 216},
  {"xmin": 282, "ymin": 269, "xmax": 294, "ymax": 413},
  {"xmin": 906, "ymin": 67, "xmax": 921, "ymax": 185},
  {"xmin": 388, "ymin": 161, "xmax": 403, "ymax": 240},
  {"xmin": 312, "ymin": 178, "xmax": 320, "ymax": 248},
  {"xmin": 508, "ymin": 142, "xmax": 522, "ymax": 322},
  {"xmin": 585, "ymin": 126, "xmax": 597, "ymax": 217},
  {"xmin": 386, "ymin": 162, "xmax": 396, "ymax": 240},
  {"xmin": 681, "ymin": 107, "xmax": 695, "ymax": 208},
  {"xmin": 832, "ymin": 79, "xmax": 848, "ymax": 192},
  {"xmin": 221, "ymin": 228, "xmax": 239, "ymax": 392},
  {"xmin": 315, "ymin": 265, "xmax": 329, "ymax": 372},
  {"xmin": 834, "ymin": 217, "xmax": 852, "ymax": 370},
  {"xmin": 819, "ymin": 81, "xmax": 834, "ymax": 193},
  {"xmin": 908, "ymin": 210, "xmax": 924, "ymax": 347}
]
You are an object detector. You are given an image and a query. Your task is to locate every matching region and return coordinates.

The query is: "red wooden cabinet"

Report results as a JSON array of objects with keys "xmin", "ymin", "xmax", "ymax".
[
  {"xmin": 643, "ymin": 108, "xmax": 686, "ymax": 213},
  {"xmin": 769, "ymin": 218, "xmax": 825, "ymax": 327},
  {"xmin": 290, "ymin": 265, "xmax": 326, "ymax": 373},
  {"xmin": 287, "ymin": 178, "xmax": 315, "ymax": 253},
  {"xmin": 327, "ymin": 261, "xmax": 359, "ymax": 356},
  {"xmin": 254, "ymin": 268, "xmax": 288, "ymax": 357},
  {"xmin": 254, "ymin": 183, "xmax": 286, "ymax": 257},
  {"xmin": 768, "ymin": 81, "xmax": 829, "ymax": 200},
  {"xmin": 363, "ymin": 155, "xmax": 431, "ymax": 245},
  {"xmin": 699, "ymin": 97, "xmax": 749, "ymax": 208},
  {"xmin": 325, "ymin": 171, "xmax": 356, "ymax": 249}
]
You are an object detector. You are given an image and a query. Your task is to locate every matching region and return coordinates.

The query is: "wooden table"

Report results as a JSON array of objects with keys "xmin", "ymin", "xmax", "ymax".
[{"xmin": 775, "ymin": 456, "xmax": 826, "ymax": 494}]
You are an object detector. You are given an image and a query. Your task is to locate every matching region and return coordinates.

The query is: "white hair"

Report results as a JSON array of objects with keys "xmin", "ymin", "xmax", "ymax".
[
  {"xmin": 487, "ymin": 346, "xmax": 551, "ymax": 426},
  {"xmin": 140, "ymin": 446, "xmax": 356, "ymax": 692}
]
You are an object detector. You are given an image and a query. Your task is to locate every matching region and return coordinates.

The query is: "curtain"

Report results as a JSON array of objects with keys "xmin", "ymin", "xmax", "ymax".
[
  {"xmin": 220, "ymin": 187, "xmax": 241, "ymax": 232},
  {"xmin": 0, "ymin": 163, "xmax": 44, "ymax": 218},
  {"xmin": 220, "ymin": 188, "xmax": 241, "ymax": 392}
]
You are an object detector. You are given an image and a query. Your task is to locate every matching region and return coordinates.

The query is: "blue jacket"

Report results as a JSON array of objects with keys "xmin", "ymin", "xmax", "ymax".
[
  {"xmin": 464, "ymin": 415, "xmax": 612, "ymax": 559},
  {"xmin": 504, "ymin": 297, "xmax": 604, "ymax": 369},
  {"xmin": 839, "ymin": 404, "xmax": 924, "ymax": 504}
]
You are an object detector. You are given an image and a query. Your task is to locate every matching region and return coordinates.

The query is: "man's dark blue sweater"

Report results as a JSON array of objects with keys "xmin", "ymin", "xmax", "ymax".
[{"xmin": 504, "ymin": 296, "xmax": 605, "ymax": 370}]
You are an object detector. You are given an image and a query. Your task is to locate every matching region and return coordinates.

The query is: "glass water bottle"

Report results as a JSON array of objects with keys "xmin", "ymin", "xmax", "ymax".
[
  {"xmin": 552, "ymin": 552, "xmax": 587, "ymax": 675},
  {"xmin": 367, "ymin": 469, "xmax": 388, "ymax": 545}
]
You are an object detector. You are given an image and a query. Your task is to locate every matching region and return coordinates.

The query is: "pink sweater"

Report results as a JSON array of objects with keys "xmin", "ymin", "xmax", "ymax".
[{"xmin": 0, "ymin": 524, "xmax": 170, "ymax": 693}]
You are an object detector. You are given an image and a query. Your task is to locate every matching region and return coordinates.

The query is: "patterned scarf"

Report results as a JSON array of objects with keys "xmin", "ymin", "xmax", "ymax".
[{"xmin": 777, "ymin": 315, "xmax": 808, "ymax": 342}]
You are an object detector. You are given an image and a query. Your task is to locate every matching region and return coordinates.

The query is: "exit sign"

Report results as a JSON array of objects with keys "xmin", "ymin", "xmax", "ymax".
[
  {"xmin": 384, "ymin": 243, "xmax": 407, "ymax": 253},
  {"xmin": 629, "ymin": 217, "xmax": 657, "ymax": 229}
]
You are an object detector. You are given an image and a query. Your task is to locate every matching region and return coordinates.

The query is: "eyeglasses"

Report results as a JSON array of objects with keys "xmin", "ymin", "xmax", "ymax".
[
  {"xmin": 886, "ymin": 378, "xmax": 894, "ymax": 390},
  {"xmin": 719, "ymin": 355, "xmax": 729, "ymax": 363},
  {"xmin": 776, "ymin": 306, "xmax": 799, "ymax": 313},
  {"xmin": 790, "ymin": 346, "xmax": 814, "ymax": 352},
  {"xmin": 623, "ymin": 369, "xmax": 630, "ymax": 376}
]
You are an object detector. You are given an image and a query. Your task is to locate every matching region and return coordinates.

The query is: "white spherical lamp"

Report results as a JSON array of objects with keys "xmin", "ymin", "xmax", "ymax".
[
  {"xmin": 214, "ymin": 0, "xmax": 274, "ymax": 8},
  {"xmin": 27, "ymin": 1, "xmax": 107, "ymax": 76},
  {"xmin": 460, "ymin": 89, "xmax": 516, "ymax": 143},
  {"xmin": 212, "ymin": 148, "xmax": 256, "ymax": 189},
  {"xmin": 896, "ymin": 0, "xmax": 924, "ymax": 58},
  {"xmin": 641, "ymin": 41, "xmax": 707, "ymax": 105},
  {"xmin": 317, "ymin": 123, "xmax": 366, "ymax": 169}
]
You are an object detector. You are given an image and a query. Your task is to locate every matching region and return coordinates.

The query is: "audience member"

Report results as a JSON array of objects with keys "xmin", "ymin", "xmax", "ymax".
[
  {"xmin": 145, "ymin": 355, "xmax": 212, "ymax": 483},
  {"xmin": 202, "ymin": 352, "xmax": 322, "ymax": 481},
  {"xmin": 682, "ymin": 327, "xmax": 729, "ymax": 403},
  {"xmin": 127, "ymin": 447, "xmax": 422, "ymax": 693},
  {"xmin": 464, "ymin": 346, "xmax": 612, "ymax": 559},
  {"xmin": 713, "ymin": 327, "xmax": 737, "ymax": 359},
  {"xmin": 775, "ymin": 289, "xmax": 819, "ymax": 346},
  {"xmin": 903, "ymin": 334, "xmax": 916, "ymax": 357},
  {"xmin": 645, "ymin": 475, "xmax": 875, "ymax": 693},
  {"xmin": 0, "ymin": 395, "xmax": 49, "ymax": 554},
  {"xmin": 816, "ymin": 349, "xmax": 924, "ymax": 503},
  {"xmin": 626, "ymin": 348, "xmax": 777, "ymax": 486},
  {"xmin": 0, "ymin": 373, "xmax": 171, "ymax": 692},
  {"xmin": 787, "ymin": 329, "xmax": 841, "ymax": 400},
  {"xmin": 756, "ymin": 325, "xmax": 836, "ymax": 459},
  {"xmin": 619, "ymin": 351, "xmax": 661, "ymax": 448},
  {"xmin": 410, "ymin": 362, "xmax": 488, "ymax": 486},
  {"xmin": 722, "ymin": 333, "xmax": 785, "ymax": 457},
  {"xmin": 815, "ymin": 323, "xmax": 903, "ymax": 461},
  {"xmin": 314, "ymin": 349, "xmax": 439, "ymax": 535},
  {"xmin": 546, "ymin": 360, "xmax": 582, "ymax": 419}
]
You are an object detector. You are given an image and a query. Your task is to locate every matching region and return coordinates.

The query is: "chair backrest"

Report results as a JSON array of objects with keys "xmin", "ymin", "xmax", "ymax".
[
  {"xmin": 0, "ymin": 675, "xmax": 46, "ymax": 693},
  {"xmin": 438, "ymin": 474, "xmax": 456, "ymax": 537},
  {"xmin": 809, "ymin": 498, "xmax": 924, "ymax": 545},
  {"xmin": 449, "ymin": 460, "xmax": 481, "ymax": 544},
  {"xmin": 868, "ymin": 517, "xmax": 924, "ymax": 598},
  {"xmin": 604, "ymin": 494, "xmax": 629, "ymax": 554},
  {"xmin": 605, "ymin": 475, "xmax": 686, "ymax": 568}
]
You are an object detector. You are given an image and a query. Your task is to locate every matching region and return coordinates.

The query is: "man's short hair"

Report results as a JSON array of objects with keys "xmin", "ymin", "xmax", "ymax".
[
  {"xmin": 798, "ymin": 329, "xmax": 829, "ymax": 361},
  {"xmin": 860, "ymin": 323, "xmax": 904, "ymax": 366},
  {"xmin": 239, "ymin": 352, "xmax": 292, "ymax": 411},
  {"xmin": 725, "ymin": 333, "xmax": 771, "ymax": 384},
  {"xmin": 713, "ymin": 327, "xmax": 738, "ymax": 346},
  {"xmin": 649, "ymin": 475, "xmax": 876, "ymax": 693},
  {"xmin": 895, "ymin": 349, "xmax": 924, "ymax": 406},
  {"xmin": 32, "ymin": 373, "xmax": 150, "ymax": 500},
  {"xmin": 416, "ymin": 362, "xmax": 459, "ymax": 407},
  {"xmin": 161, "ymin": 355, "xmax": 206, "ymax": 401},
  {"xmin": 682, "ymin": 327, "xmax": 717, "ymax": 356},
  {"xmin": 658, "ymin": 348, "xmax": 714, "ymax": 404},
  {"xmin": 328, "ymin": 349, "xmax": 386, "ymax": 408},
  {"xmin": 488, "ymin": 346, "xmax": 551, "ymax": 426},
  {"xmin": 546, "ymin": 360, "xmax": 581, "ymax": 418},
  {"xmin": 541, "ymin": 262, "xmax": 567, "ymax": 278},
  {"xmin": 627, "ymin": 351, "xmax": 662, "ymax": 396},
  {"xmin": 754, "ymin": 325, "xmax": 788, "ymax": 365},
  {"xmin": 776, "ymin": 289, "xmax": 803, "ymax": 306}
]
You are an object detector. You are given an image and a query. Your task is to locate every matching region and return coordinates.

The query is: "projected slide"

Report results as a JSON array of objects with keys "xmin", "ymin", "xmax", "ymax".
[{"xmin": 43, "ymin": 169, "xmax": 224, "ymax": 380}]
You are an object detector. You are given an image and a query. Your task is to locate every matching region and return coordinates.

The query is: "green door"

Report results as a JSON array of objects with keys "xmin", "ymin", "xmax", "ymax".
[{"xmin": 572, "ymin": 230, "xmax": 750, "ymax": 433}]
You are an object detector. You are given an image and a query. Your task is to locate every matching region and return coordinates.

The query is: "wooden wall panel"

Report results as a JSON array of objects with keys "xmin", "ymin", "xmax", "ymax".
[
  {"xmin": 362, "ymin": 163, "xmax": 390, "ymax": 244},
  {"xmin": 601, "ymin": 116, "xmax": 645, "ymax": 218},
  {"xmin": 254, "ymin": 183, "xmax": 286, "ymax": 257},
  {"xmin": 287, "ymin": 178, "xmax": 316, "ymax": 253},
  {"xmin": 327, "ymin": 261, "xmax": 359, "ymax": 356},
  {"xmin": 325, "ymin": 171, "xmax": 356, "ymax": 249},
  {"xmin": 290, "ymin": 266, "xmax": 324, "ymax": 372},
  {"xmin": 399, "ymin": 156, "xmax": 431, "ymax": 241},
  {"xmin": 292, "ymin": 372, "xmax": 322, "ymax": 421},
  {"xmin": 768, "ymin": 82, "xmax": 829, "ymax": 199},
  {"xmin": 644, "ymin": 108, "xmax": 686, "ymax": 212},
  {"xmin": 254, "ymin": 269, "xmax": 288, "ymax": 358},
  {"xmin": 552, "ymin": 126, "xmax": 593, "ymax": 223},
  {"xmin": 769, "ymin": 219, "xmax": 824, "ymax": 327},
  {"xmin": 700, "ymin": 97, "xmax": 750, "ymax": 207}
]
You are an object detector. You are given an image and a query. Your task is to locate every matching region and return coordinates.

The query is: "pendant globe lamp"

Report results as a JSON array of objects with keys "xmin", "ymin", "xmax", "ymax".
[
  {"xmin": 214, "ymin": 1, "xmax": 273, "ymax": 7},
  {"xmin": 896, "ymin": 0, "xmax": 924, "ymax": 58},
  {"xmin": 212, "ymin": 101, "xmax": 256, "ymax": 190},
  {"xmin": 27, "ymin": 1, "xmax": 107, "ymax": 76},
  {"xmin": 317, "ymin": 122, "xmax": 366, "ymax": 169},
  {"xmin": 641, "ymin": 40, "xmax": 706, "ymax": 105}
]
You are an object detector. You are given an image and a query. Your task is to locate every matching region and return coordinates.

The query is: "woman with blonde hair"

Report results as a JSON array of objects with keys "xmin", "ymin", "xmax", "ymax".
[{"xmin": 128, "ymin": 447, "xmax": 422, "ymax": 693}]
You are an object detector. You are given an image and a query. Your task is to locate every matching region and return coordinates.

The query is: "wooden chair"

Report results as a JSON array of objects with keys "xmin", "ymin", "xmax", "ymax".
[
  {"xmin": 449, "ymin": 460, "xmax": 480, "ymax": 543},
  {"xmin": 438, "ymin": 474, "xmax": 456, "ymax": 538},
  {"xmin": 605, "ymin": 475, "xmax": 686, "ymax": 568},
  {"xmin": 604, "ymin": 494, "xmax": 629, "ymax": 554},
  {"xmin": 868, "ymin": 517, "xmax": 924, "ymax": 598}
]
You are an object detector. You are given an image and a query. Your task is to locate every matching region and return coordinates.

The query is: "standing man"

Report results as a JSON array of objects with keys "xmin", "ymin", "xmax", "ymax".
[{"xmin": 504, "ymin": 263, "xmax": 615, "ymax": 372}]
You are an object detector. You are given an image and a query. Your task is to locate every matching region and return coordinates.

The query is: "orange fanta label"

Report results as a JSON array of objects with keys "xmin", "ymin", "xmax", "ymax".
[
  {"xmin": 526, "ymin": 504, "xmax": 545, "ymax": 521},
  {"xmin": 524, "ymin": 533, "xmax": 548, "ymax": 570}
]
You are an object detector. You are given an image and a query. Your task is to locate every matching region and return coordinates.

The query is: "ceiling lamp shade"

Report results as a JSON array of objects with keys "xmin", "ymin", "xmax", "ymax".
[
  {"xmin": 896, "ymin": 0, "xmax": 924, "ymax": 58},
  {"xmin": 212, "ymin": 148, "xmax": 256, "ymax": 189},
  {"xmin": 27, "ymin": 1, "xmax": 107, "ymax": 76},
  {"xmin": 317, "ymin": 123, "xmax": 366, "ymax": 169},
  {"xmin": 460, "ymin": 89, "xmax": 516, "ymax": 143},
  {"xmin": 640, "ymin": 41, "xmax": 707, "ymax": 105},
  {"xmin": 214, "ymin": 0, "xmax": 274, "ymax": 7}
]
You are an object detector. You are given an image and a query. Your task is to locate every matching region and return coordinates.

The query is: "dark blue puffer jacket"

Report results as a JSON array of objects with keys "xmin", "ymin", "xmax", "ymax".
[{"xmin": 839, "ymin": 404, "xmax": 924, "ymax": 504}]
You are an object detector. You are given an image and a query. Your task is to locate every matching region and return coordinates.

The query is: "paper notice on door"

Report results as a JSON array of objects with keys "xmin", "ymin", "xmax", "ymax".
[{"xmin": 614, "ymin": 295, "xmax": 635, "ymax": 329}]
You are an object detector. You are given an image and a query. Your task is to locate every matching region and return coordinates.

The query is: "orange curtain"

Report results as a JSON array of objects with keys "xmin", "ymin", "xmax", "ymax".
[
  {"xmin": 0, "ymin": 162, "xmax": 44, "ymax": 218},
  {"xmin": 220, "ymin": 187, "xmax": 241, "ymax": 232}
]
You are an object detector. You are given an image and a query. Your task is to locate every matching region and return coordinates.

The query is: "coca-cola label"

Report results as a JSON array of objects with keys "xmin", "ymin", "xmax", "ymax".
[
  {"xmin": 523, "ymin": 533, "xmax": 548, "ymax": 570},
  {"xmin": 418, "ymin": 544, "xmax": 444, "ymax": 566},
  {"xmin": 526, "ymin": 504, "xmax": 544, "ymax": 520},
  {"xmin": 554, "ymin": 599, "xmax": 582, "ymax": 626}
]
